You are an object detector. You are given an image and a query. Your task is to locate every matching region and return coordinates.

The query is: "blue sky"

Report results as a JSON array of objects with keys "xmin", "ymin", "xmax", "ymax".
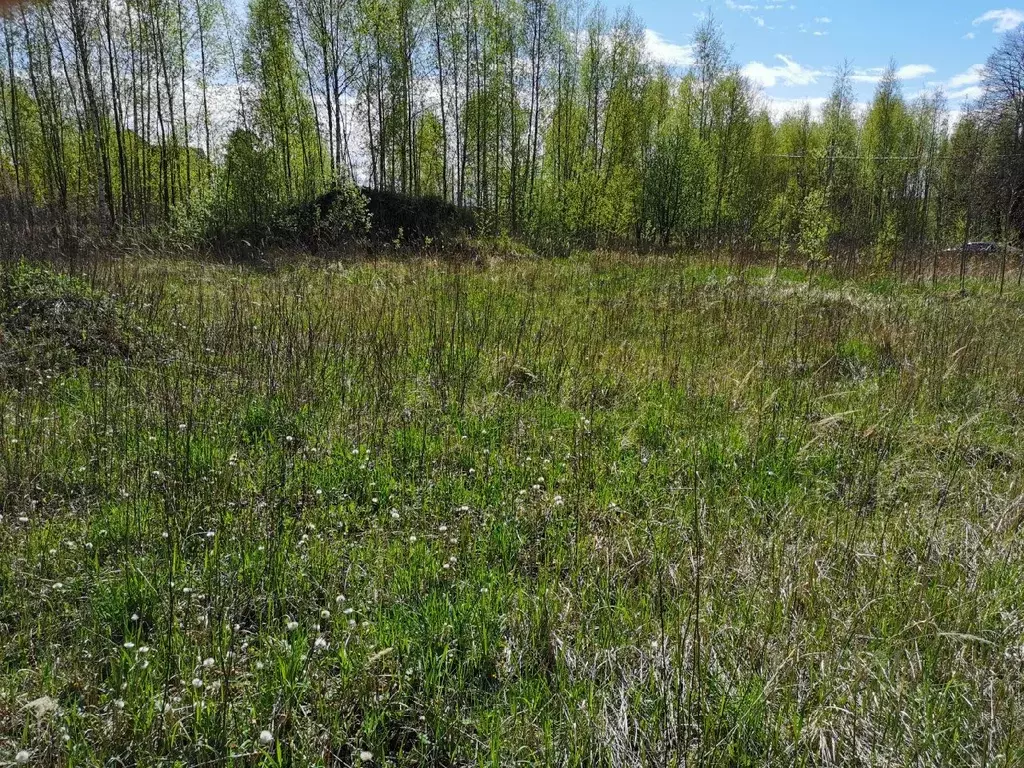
[{"xmin": 625, "ymin": 1, "xmax": 1018, "ymax": 117}]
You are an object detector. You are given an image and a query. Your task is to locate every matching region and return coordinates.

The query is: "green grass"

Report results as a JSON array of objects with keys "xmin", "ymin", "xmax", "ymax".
[{"xmin": 3, "ymin": 253, "xmax": 1024, "ymax": 766}]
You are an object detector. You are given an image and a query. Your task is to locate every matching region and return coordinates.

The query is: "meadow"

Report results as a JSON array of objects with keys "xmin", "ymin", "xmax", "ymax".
[{"xmin": 2, "ymin": 252, "xmax": 1024, "ymax": 766}]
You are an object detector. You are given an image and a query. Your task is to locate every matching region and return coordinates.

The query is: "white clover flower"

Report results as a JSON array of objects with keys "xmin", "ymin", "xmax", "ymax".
[
  {"xmin": 343, "ymin": 607, "xmax": 354, "ymax": 615},
  {"xmin": 286, "ymin": 621, "xmax": 299, "ymax": 631},
  {"xmin": 358, "ymin": 751, "xmax": 373, "ymax": 762},
  {"xmin": 320, "ymin": 609, "xmax": 331, "ymax": 619},
  {"xmin": 438, "ymin": 525, "xmax": 448, "ymax": 533},
  {"xmin": 335, "ymin": 594, "xmax": 346, "ymax": 604},
  {"xmin": 123, "ymin": 642, "xmax": 135, "ymax": 650},
  {"xmin": 390, "ymin": 509, "xmax": 400, "ymax": 519},
  {"xmin": 15, "ymin": 750, "xmax": 30, "ymax": 764},
  {"xmin": 202, "ymin": 658, "xmax": 215, "ymax": 668},
  {"xmin": 191, "ymin": 678, "xmax": 203, "ymax": 689},
  {"xmin": 409, "ymin": 535, "xmax": 417, "ymax": 543},
  {"xmin": 314, "ymin": 637, "xmax": 328, "ymax": 650},
  {"xmin": 259, "ymin": 730, "xmax": 274, "ymax": 746}
]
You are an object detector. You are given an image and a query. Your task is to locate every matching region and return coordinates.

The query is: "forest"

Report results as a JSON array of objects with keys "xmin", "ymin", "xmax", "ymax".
[{"xmin": 1, "ymin": 0, "xmax": 1023, "ymax": 259}]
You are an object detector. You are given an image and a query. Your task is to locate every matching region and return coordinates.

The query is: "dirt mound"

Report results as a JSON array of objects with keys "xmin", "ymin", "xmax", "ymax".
[{"xmin": 0, "ymin": 263, "xmax": 139, "ymax": 384}]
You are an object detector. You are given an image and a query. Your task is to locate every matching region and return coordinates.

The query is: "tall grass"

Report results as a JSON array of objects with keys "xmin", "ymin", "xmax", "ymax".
[{"xmin": 2, "ymin": 253, "xmax": 1024, "ymax": 766}]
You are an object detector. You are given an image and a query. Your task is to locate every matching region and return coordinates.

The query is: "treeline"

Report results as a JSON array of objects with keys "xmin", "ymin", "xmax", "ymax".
[{"xmin": 0, "ymin": 0, "xmax": 1022, "ymax": 256}]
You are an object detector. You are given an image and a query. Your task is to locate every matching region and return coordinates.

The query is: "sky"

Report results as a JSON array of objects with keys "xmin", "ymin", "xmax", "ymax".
[{"xmin": 626, "ymin": 0, "xmax": 1017, "ymax": 119}]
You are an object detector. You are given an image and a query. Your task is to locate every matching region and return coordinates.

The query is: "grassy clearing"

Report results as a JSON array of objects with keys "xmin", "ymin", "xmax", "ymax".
[{"xmin": 2, "ymin": 253, "xmax": 1024, "ymax": 766}]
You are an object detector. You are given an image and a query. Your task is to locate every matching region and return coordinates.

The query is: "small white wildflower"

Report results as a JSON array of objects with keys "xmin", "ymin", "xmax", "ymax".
[
  {"xmin": 52, "ymin": 582, "xmax": 63, "ymax": 590},
  {"xmin": 359, "ymin": 750, "xmax": 373, "ymax": 762},
  {"xmin": 335, "ymin": 594, "xmax": 346, "ymax": 604},
  {"xmin": 390, "ymin": 509, "xmax": 400, "ymax": 519},
  {"xmin": 15, "ymin": 750, "xmax": 30, "ymax": 764},
  {"xmin": 123, "ymin": 642, "xmax": 135, "ymax": 650},
  {"xmin": 314, "ymin": 637, "xmax": 328, "ymax": 650},
  {"xmin": 438, "ymin": 525, "xmax": 448, "ymax": 533},
  {"xmin": 343, "ymin": 607, "xmax": 354, "ymax": 615},
  {"xmin": 409, "ymin": 535, "xmax": 417, "ymax": 543},
  {"xmin": 114, "ymin": 699, "xmax": 125, "ymax": 710},
  {"xmin": 191, "ymin": 678, "xmax": 203, "ymax": 689},
  {"xmin": 202, "ymin": 658, "xmax": 215, "ymax": 668},
  {"xmin": 286, "ymin": 621, "xmax": 299, "ymax": 631},
  {"xmin": 320, "ymin": 609, "xmax": 331, "ymax": 619},
  {"xmin": 259, "ymin": 730, "xmax": 274, "ymax": 746}
]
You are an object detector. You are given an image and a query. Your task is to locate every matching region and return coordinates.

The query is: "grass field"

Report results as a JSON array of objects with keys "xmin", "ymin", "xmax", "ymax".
[{"xmin": 3, "ymin": 253, "xmax": 1024, "ymax": 766}]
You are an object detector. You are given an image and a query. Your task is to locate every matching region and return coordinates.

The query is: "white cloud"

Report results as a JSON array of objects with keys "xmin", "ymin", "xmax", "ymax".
[
  {"xmin": 948, "ymin": 85, "xmax": 985, "ymax": 101},
  {"xmin": 763, "ymin": 96, "xmax": 829, "ymax": 121},
  {"xmin": 814, "ymin": 16, "xmax": 832, "ymax": 23},
  {"xmin": 973, "ymin": 9, "xmax": 1024, "ymax": 33},
  {"xmin": 897, "ymin": 64, "xmax": 937, "ymax": 80},
  {"xmin": 964, "ymin": 31, "xmax": 977, "ymax": 39},
  {"xmin": 742, "ymin": 55, "xmax": 824, "ymax": 87},
  {"xmin": 644, "ymin": 29, "xmax": 694, "ymax": 68},
  {"xmin": 851, "ymin": 64, "xmax": 936, "ymax": 84},
  {"xmin": 948, "ymin": 63, "xmax": 985, "ymax": 89}
]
